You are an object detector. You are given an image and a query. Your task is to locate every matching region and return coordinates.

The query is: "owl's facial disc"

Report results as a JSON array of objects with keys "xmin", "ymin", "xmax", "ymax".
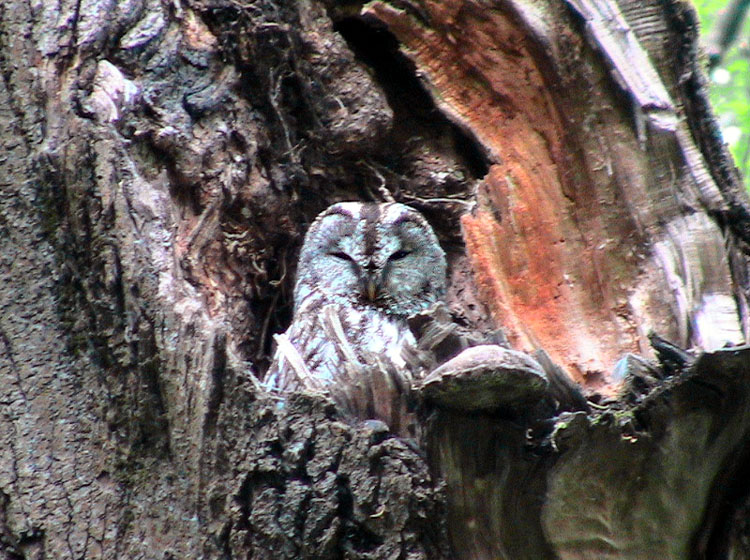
[{"xmin": 293, "ymin": 201, "xmax": 446, "ymax": 317}]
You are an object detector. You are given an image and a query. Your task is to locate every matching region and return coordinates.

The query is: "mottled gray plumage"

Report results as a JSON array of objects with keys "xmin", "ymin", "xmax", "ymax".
[{"xmin": 265, "ymin": 202, "xmax": 446, "ymax": 394}]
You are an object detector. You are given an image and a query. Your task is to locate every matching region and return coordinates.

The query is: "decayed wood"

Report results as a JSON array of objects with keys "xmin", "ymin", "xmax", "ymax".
[
  {"xmin": 365, "ymin": 0, "xmax": 749, "ymax": 389},
  {"xmin": 2, "ymin": 0, "xmax": 750, "ymax": 559},
  {"xmin": 357, "ymin": 2, "xmax": 750, "ymax": 558},
  {"xmin": 567, "ymin": 0, "xmax": 675, "ymax": 115}
]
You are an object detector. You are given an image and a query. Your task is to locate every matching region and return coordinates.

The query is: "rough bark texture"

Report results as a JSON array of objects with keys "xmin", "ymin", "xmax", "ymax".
[{"xmin": 2, "ymin": 0, "xmax": 750, "ymax": 559}]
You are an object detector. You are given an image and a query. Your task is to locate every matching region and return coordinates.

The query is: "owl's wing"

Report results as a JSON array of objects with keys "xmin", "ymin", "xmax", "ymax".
[
  {"xmin": 266, "ymin": 332, "xmax": 327, "ymax": 392},
  {"xmin": 264, "ymin": 304, "xmax": 421, "ymax": 437},
  {"xmin": 264, "ymin": 305, "xmax": 341, "ymax": 392}
]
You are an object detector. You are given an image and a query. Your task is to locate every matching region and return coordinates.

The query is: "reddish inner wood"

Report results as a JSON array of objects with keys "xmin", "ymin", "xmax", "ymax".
[{"xmin": 367, "ymin": 1, "xmax": 641, "ymax": 389}]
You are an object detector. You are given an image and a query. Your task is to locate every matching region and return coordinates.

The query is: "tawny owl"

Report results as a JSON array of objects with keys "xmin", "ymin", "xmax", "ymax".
[{"xmin": 264, "ymin": 202, "xmax": 447, "ymax": 400}]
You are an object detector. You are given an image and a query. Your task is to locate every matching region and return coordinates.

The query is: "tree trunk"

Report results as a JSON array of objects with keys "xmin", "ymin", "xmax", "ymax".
[{"xmin": 2, "ymin": 0, "xmax": 750, "ymax": 559}]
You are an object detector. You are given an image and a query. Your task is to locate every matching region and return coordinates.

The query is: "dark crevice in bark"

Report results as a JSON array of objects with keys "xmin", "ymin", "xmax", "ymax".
[
  {"xmin": 204, "ymin": 334, "xmax": 229, "ymax": 438},
  {"xmin": 0, "ymin": 489, "xmax": 45, "ymax": 559},
  {"xmin": 696, "ymin": 437, "xmax": 750, "ymax": 559},
  {"xmin": 333, "ymin": 16, "xmax": 491, "ymax": 183},
  {"xmin": 132, "ymin": 330, "xmax": 171, "ymax": 457},
  {"xmin": 0, "ymin": 490, "xmax": 24, "ymax": 560}
]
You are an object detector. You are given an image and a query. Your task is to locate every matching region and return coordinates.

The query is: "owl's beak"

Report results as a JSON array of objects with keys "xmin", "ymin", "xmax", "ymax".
[{"xmin": 364, "ymin": 276, "xmax": 378, "ymax": 301}]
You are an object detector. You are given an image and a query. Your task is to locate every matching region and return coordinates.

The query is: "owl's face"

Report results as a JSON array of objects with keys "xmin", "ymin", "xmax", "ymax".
[{"xmin": 294, "ymin": 202, "xmax": 446, "ymax": 317}]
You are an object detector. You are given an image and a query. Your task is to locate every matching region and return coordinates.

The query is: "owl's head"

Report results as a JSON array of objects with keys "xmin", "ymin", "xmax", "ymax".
[{"xmin": 294, "ymin": 202, "xmax": 447, "ymax": 317}]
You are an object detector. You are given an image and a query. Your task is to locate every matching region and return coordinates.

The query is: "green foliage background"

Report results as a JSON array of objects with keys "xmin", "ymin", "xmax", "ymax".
[{"xmin": 694, "ymin": 0, "xmax": 750, "ymax": 191}]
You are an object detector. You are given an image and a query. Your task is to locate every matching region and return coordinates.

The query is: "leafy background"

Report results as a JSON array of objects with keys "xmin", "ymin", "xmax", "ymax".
[{"xmin": 694, "ymin": 0, "xmax": 750, "ymax": 191}]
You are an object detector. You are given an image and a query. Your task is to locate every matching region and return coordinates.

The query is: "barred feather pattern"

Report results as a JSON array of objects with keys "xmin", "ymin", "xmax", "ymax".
[{"xmin": 265, "ymin": 300, "xmax": 416, "ymax": 392}]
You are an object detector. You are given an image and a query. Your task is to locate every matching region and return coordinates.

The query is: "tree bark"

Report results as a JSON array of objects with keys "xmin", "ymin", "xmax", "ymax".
[{"xmin": 1, "ymin": 0, "xmax": 750, "ymax": 559}]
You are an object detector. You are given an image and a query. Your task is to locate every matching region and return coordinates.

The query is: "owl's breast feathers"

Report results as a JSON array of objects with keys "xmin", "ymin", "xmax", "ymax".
[{"xmin": 265, "ymin": 298, "xmax": 416, "ymax": 392}]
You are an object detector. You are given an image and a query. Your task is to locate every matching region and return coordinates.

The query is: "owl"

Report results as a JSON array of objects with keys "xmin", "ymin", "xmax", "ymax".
[{"xmin": 264, "ymin": 202, "xmax": 447, "ymax": 421}]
